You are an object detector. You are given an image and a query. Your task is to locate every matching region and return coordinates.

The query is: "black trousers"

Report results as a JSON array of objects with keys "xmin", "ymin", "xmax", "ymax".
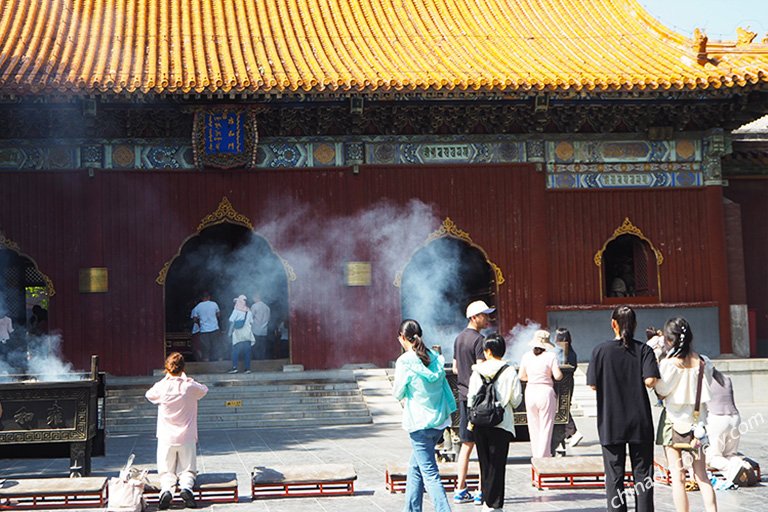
[
  {"xmin": 473, "ymin": 425, "xmax": 513, "ymax": 509},
  {"xmin": 601, "ymin": 442, "xmax": 655, "ymax": 512}
]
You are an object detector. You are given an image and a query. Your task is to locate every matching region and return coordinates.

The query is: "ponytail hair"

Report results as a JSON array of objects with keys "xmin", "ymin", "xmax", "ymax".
[
  {"xmin": 664, "ymin": 316, "xmax": 693, "ymax": 359},
  {"xmin": 399, "ymin": 319, "xmax": 431, "ymax": 367},
  {"xmin": 611, "ymin": 306, "xmax": 636, "ymax": 350}
]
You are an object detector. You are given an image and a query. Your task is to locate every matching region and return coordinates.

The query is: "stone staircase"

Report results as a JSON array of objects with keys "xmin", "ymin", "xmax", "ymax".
[{"xmin": 105, "ymin": 370, "xmax": 372, "ymax": 435}]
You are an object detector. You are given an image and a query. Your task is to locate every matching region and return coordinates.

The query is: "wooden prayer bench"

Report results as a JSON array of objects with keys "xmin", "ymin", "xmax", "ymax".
[
  {"xmin": 143, "ymin": 473, "xmax": 238, "ymax": 504},
  {"xmin": 385, "ymin": 461, "xmax": 480, "ymax": 493},
  {"xmin": 531, "ymin": 456, "xmax": 633, "ymax": 489},
  {"xmin": 0, "ymin": 477, "xmax": 107, "ymax": 509},
  {"xmin": 251, "ymin": 464, "xmax": 357, "ymax": 499}
]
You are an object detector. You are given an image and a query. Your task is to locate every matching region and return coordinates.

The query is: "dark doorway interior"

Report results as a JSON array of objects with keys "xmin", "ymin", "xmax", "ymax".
[
  {"xmin": 603, "ymin": 233, "xmax": 658, "ymax": 300},
  {"xmin": 400, "ymin": 237, "xmax": 495, "ymax": 360},
  {"xmin": 1, "ymin": 249, "xmax": 50, "ymax": 373},
  {"xmin": 164, "ymin": 222, "xmax": 289, "ymax": 364},
  {"xmin": 0, "ymin": 249, "xmax": 48, "ymax": 333}
]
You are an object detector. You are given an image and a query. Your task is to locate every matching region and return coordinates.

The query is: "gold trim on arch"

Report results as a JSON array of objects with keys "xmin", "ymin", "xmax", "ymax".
[
  {"xmin": 0, "ymin": 230, "xmax": 56, "ymax": 297},
  {"xmin": 155, "ymin": 197, "xmax": 296, "ymax": 285},
  {"xmin": 0, "ymin": 232, "xmax": 20, "ymax": 252},
  {"xmin": 593, "ymin": 218, "xmax": 663, "ymax": 267},
  {"xmin": 196, "ymin": 196, "xmax": 253, "ymax": 232},
  {"xmin": 394, "ymin": 217, "xmax": 505, "ymax": 287}
]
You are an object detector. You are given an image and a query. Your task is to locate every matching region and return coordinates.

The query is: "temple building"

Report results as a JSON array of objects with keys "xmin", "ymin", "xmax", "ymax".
[{"xmin": 0, "ymin": 0, "xmax": 766, "ymax": 375}]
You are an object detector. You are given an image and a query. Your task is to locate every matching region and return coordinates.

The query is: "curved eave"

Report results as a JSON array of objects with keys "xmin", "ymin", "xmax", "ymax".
[{"xmin": 0, "ymin": 0, "xmax": 767, "ymax": 97}]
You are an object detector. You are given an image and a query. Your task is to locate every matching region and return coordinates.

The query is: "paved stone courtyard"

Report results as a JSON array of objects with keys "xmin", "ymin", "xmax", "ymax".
[{"xmin": 1, "ymin": 402, "xmax": 766, "ymax": 511}]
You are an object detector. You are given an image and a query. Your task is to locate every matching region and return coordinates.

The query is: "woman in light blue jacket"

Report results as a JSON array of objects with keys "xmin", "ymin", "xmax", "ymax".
[{"xmin": 393, "ymin": 319, "xmax": 457, "ymax": 512}]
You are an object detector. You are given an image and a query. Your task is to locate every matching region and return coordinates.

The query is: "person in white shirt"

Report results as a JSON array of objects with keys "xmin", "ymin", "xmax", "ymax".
[
  {"xmin": 467, "ymin": 333, "xmax": 522, "ymax": 512},
  {"xmin": 190, "ymin": 293, "xmax": 220, "ymax": 362},
  {"xmin": 250, "ymin": 293, "xmax": 270, "ymax": 360}
]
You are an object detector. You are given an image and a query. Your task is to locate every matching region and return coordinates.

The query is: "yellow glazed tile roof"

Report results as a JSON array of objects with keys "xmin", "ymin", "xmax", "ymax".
[{"xmin": 0, "ymin": 0, "xmax": 767, "ymax": 95}]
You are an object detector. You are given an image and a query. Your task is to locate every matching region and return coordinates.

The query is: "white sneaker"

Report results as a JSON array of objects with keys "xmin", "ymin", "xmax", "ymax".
[{"xmin": 569, "ymin": 431, "xmax": 583, "ymax": 447}]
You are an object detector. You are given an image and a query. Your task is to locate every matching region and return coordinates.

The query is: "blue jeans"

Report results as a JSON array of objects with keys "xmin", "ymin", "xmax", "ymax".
[
  {"xmin": 405, "ymin": 428, "xmax": 452, "ymax": 512},
  {"xmin": 232, "ymin": 341, "xmax": 251, "ymax": 371}
]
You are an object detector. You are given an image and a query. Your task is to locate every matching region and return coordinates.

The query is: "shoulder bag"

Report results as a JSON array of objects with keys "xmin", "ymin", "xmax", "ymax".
[{"xmin": 671, "ymin": 359, "xmax": 707, "ymax": 451}]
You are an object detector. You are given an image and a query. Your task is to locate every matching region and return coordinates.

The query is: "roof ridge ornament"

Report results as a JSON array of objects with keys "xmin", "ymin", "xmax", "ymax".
[
  {"xmin": 736, "ymin": 27, "xmax": 757, "ymax": 47},
  {"xmin": 693, "ymin": 28, "xmax": 708, "ymax": 65}
]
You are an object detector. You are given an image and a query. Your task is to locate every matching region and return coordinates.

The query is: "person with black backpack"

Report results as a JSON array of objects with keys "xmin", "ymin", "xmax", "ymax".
[{"xmin": 466, "ymin": 333, "xmax": 522, "ymax": 512}]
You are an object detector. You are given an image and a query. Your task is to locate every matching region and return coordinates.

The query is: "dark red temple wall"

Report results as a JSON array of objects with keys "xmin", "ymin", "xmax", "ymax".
[
  {"xmin": 0, "ymin": 164, "xmax": 545, "ymax": 375},
  {"xmin": 547, "ymin": 187, "xmax": 723, "ymax": 306},
  {"xmin": 723, "ymin": 177, "xmax": 768, "ymax": 345}
]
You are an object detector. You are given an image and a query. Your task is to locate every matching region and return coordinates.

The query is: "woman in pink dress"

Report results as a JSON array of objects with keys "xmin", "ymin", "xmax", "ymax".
[{"xmin": 519, "ymin": 329, "xmax": 563, "ymax": 458}]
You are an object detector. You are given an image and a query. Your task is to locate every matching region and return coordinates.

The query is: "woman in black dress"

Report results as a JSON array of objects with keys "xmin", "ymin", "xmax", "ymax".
[{"xmin": 586, "ymin": 306, "xmax": 660, "ymax": 512}]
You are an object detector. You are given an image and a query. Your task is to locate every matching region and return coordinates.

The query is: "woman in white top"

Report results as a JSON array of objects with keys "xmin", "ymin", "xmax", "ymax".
[
  {"xmin": 467, "ymin": 333, "xmax": 523, "ymax": 511},
  {"xmin": 654, "ymin": 317, "xmax": 717, "ymax": 512},
  {"xmin": 228, "ymin": 295, "xmax": 255, "ymax": 373},
  {"xmin": 518, "ymin": 330, "xmax": 563, "ymax": 458}
]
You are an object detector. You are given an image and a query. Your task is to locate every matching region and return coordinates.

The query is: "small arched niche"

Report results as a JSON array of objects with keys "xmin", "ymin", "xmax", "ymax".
[{"xmin": 595, "ymin": 218, "xmax": 663, "ymax": 304}]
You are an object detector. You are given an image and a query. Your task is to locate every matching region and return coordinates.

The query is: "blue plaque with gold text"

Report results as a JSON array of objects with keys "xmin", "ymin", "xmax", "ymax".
[{"xmin": 193, "ymin": 108, "xmax": 258, "ymax": 168}]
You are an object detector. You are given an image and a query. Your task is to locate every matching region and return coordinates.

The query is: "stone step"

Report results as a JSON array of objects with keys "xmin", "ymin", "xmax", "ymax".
[
  {"xmin": 106, "ymin": 414, "xmax": 372, "ymax": 434},
  {"xmin": 107, "ymin": 380, "xmax": 360, "ymax": 393},
  {"xmin": 107, "ymin": 400, "xmax": 369, "ymax": 418},
  {"xmin": 108, "ymin": 393, "xmax": 364, "ymax": 408},
  {"xmin": 106, "ymin": 388, "xmax": 362, "ymax": 403},
  {"xmin": 103, "ymin": 369, "xmax": 373, "ymax": 435},
  {"xmin": 108, "ymin": 369, "xmax": 357, "ymax": 387},
  {"xmin": 107, "ymin": 406, "xmax": 371, "ymax": 425}
]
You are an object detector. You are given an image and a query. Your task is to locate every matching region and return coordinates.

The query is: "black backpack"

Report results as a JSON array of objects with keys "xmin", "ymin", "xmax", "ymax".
[{"xmin": 468, "ymin": 365, "xmax": 508, "ymax": 427}]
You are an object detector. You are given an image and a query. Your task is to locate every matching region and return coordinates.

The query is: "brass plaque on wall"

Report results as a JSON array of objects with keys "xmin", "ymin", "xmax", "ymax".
[
  {"xmin": 344, "ymin": 262, "xmax": 371, "ymax": 287},
  {"xmin": 79, "ymin": 268, "xmax": 108, "ymax": 293}
]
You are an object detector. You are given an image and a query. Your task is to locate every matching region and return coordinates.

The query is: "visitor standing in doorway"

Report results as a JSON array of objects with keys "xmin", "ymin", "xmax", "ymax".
[
  {"xmin": 250, "ymin": 293, "xmax": 270, "ymax": 360},
  {"xmin": 191, "ymin": 292, "xmax": 220, "ymax": 362},
  {"xmin": 228, "ymin": 295, "xmax": 254, "ymax": 373}
]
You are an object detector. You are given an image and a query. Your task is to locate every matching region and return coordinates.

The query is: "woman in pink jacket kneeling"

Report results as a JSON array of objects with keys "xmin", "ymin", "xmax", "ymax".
[{"xmin": 145, "ymin": 352, "xmax": 208, "ymax": 509}]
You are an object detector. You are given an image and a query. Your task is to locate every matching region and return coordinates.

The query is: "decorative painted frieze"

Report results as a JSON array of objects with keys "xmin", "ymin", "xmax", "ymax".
[{"xmin": 0, "ymin": 133, "xmax": 724, "ymax": 189}]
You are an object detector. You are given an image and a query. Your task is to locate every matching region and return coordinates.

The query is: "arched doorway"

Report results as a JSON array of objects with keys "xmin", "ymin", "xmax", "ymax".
[
  {"xmin": 398, "ymin": 219, "xmax": 500, "ymax": 360},
  {"xmin": 0, "ymin": 235, "xmax": 54, "ymax": 373},
  {"xmin": 159, "ymin": 200, "xmax": 292, "ymax": 371}
]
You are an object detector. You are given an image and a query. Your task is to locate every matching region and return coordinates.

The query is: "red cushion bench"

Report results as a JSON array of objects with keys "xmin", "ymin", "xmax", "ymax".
[
  {"xmin": 251, "ymin": 464, "xmax": 357, "ymax": 499},
  {"xmin": 385, "ymin": 461, "xmax": 480, "ymax": 493},
  {"xmin": 0, "ymin": 477, "xmax": 107, "ymax": 509},
  {"xmin": 531, "ymin": 456, "xmax": 633, "ymax": 489},
  {"xmin": 143, "ymin": 473, "xmax": 238, "ymax": 504}
]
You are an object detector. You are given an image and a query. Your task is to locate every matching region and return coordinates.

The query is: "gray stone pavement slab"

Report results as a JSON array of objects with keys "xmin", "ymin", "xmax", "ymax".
[{"xmin": 1, "ymin": 405, "xmax": 766, "ymax": 511}]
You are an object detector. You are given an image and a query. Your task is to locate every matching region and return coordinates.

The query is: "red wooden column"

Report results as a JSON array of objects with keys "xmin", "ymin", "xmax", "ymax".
[
  {"xmin": 705, "ymin": 184, "xmax": 733, "ymax": 354},
  {"xmin": 529, "ymin": 164, "xmax": 549, "ymax": 324}
]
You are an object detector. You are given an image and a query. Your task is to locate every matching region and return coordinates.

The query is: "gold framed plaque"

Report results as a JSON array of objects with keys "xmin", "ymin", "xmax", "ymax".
[{"xmin": 79, "ymin": 268, "xmax": 108, "ymax": 293}]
